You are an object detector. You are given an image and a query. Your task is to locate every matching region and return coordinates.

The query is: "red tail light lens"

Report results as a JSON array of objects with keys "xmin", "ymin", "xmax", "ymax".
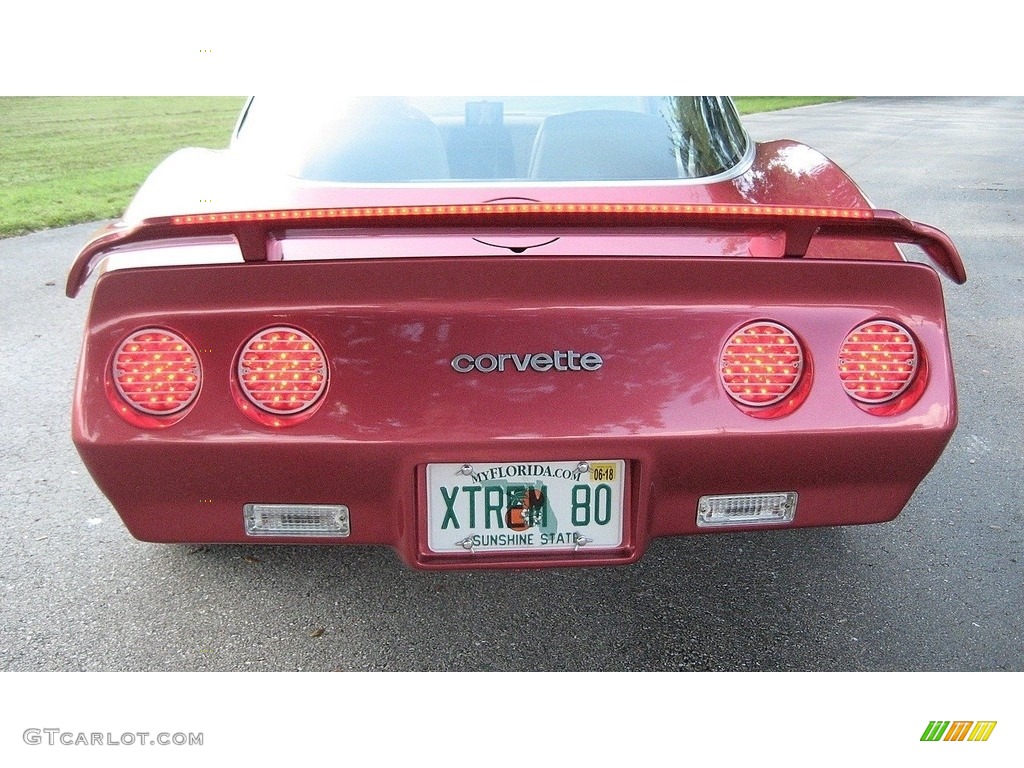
[
  {"xmin": 839, "ymin": 321, "xmax": 918, "ymax": 403},
  {"xmin": 237, "ymin": 327, "xmax": 328, "ymax": 416},
  {"xmin": 721, "ymin": 322, "xmax": 804, "ymax": 407},
  {"xmin": 112, "ymin": 329, "xmax": 201, "ymax": 416}
]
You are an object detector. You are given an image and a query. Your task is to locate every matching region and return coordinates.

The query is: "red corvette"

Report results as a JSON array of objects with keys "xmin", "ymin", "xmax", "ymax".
[{"xmin": 68, "ymin": 97, "xmax": 965, "ymax": 570}]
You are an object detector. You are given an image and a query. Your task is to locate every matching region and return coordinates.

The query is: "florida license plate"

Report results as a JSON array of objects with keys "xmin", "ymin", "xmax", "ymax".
[{"xmin": 426, "ymin": 460, "xmax": 625, "ymax": 553}]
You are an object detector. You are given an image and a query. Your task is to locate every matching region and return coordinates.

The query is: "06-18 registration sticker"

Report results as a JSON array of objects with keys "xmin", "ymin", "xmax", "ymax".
[{"xmin": 426, "ymin": 460, "xmax": 625, "ymax": 553}]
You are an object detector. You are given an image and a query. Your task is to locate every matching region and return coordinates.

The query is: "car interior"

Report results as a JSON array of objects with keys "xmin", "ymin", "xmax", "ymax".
[{"xmin": 292, "ymin": 102, "xmax": 685, "ymax": 183}]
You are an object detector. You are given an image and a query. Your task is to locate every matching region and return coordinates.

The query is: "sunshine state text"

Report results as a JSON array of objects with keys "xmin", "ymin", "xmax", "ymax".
[{"xmin": 460, "ymin": 531, "xmax": 588, "ymax": 547}]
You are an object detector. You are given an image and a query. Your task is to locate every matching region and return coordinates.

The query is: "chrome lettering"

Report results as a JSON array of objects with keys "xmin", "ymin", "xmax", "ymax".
[
  {"xmin": 451, "ymin": 354, "xmax": 475, "ymax": 373},
  {"xmin": 451, "ymin": 350, "xmax": 603, "ymax": 373},
  {"xmin": 530, "ymin": 353, "xmax": 553, "ymax": 372},
  {"xmin": 475, "ymin": 354, "xmax": 498, "ymax": 372}
]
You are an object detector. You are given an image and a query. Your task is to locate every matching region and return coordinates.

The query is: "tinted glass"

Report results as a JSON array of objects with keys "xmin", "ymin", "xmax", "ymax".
[{"xmin": 234, "ymin": 96, "xmax": 749, "ymax": 183}]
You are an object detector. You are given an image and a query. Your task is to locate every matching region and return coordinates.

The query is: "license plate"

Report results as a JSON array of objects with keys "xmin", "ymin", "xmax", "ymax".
[{"xmin": 426, "ymin": 460, "xmax": 625, "ymax": 553}]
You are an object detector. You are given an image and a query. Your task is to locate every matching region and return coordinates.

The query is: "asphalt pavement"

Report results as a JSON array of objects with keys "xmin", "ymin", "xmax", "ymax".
[{"xmin": 1, "ymin": 97, "xmax": 1021, "ymax": 671}]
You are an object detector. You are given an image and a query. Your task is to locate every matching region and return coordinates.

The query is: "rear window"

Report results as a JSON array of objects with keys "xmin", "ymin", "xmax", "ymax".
[{"xmin": 233, "ymin": 96, "xmax": 749, "ymax": 183}]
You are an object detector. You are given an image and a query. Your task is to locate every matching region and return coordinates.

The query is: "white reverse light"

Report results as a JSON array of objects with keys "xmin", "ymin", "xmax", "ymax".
[
  {"xmin": 696, "ymin": 492, "xmax": 797, "ymax": 527},
  {"xmin": 244, "ymin": 504, "xmax": 350, "ymax": 537}
]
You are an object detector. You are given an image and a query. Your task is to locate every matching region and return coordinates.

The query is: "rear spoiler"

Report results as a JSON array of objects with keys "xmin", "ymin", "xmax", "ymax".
[{"xmin": 67, "ymin": 203, "xmax": 966, "ymax": 297}]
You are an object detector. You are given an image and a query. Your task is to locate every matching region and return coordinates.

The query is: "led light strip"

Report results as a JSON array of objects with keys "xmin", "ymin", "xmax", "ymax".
[{"xmin": 171, "ymin": 203, "xmax": 876, "ymax": 225}]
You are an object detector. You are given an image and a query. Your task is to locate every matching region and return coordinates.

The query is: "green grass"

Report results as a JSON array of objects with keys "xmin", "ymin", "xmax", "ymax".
[
  {"xmin": 734, "ymin": 96, "xmax": 850, "ymax": 114},
  {"xmin": 0, "ymin": 96, "xmax": 848, "ymax": 239},
  {"xmin": 0, "ymin": 97, "xmax": 245, "ymax": 238}
]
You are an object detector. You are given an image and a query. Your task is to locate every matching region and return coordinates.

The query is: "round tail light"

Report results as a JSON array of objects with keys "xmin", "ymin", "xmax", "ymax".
[
  {"xmin": 237, "ymin": 327, "xmax": 328, "ymax": 416},
  {"xmin": 839, "ymin": 321, "xmax": 918, "ymax": 403},
  {"xmin": 112, "ymin": 329, "xmax": 201, "ymax": 415},
  {"xmin": 721, "ymin": 321, "xmax": 804, "ymax": 407}
]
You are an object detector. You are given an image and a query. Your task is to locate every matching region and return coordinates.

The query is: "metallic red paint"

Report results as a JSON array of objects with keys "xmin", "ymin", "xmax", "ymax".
[
  {"xmin": 72, "ymin": 254, "xmax": 956, "ymax": 569},
  {"xmin": 69, "ymin": 113, "xmax": 964, "ymax": 569}
]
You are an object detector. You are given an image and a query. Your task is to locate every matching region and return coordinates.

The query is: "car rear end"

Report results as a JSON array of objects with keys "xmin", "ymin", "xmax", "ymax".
[
  {"xmin": 68, "ymin": 97, "xmax": 964, "ymax": 570},
  {"xmin": 71, "ymin": 211, "xmax": 959, "ymax": 569}
]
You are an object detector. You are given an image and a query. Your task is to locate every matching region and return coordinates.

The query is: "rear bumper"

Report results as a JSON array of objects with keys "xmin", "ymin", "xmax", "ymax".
[{"xmin": 75, "ymin": 423, "xmax": 954, "ymax": 570}]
